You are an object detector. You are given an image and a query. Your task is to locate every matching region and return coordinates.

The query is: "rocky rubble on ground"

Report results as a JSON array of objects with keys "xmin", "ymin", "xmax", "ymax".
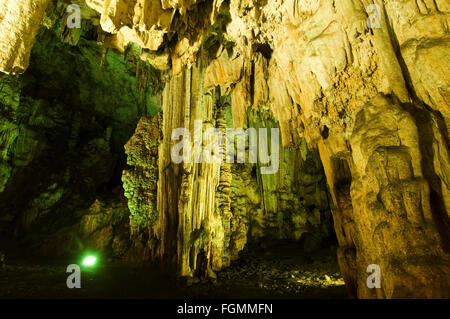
[{"xmin": 214, "ymin": 245, "xmax": 345, "ymax": 295}]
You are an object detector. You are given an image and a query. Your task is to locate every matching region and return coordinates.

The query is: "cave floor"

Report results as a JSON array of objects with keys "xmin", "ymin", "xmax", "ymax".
[{"xmin": 0, "ymin": 242, "xmax": 348, "ymax": 299}]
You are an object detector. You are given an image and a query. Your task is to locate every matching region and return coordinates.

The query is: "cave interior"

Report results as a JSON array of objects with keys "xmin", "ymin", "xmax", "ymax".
[{"xmin": 0, "ymin": 0, "xmax": 449, "ymax": 299}]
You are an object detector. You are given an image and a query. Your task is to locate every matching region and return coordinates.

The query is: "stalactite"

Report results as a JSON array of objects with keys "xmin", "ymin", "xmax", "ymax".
[
  {"xmin": 214, "ymin": 94, "xmax": 233, "ymax": 269},
  {"xmin": 136, "ymin": 59, "xmax": 150, "ymax": 115},
  {"xmin": 0, "ymin": 0, "xmax": 52, "ymax": 74}
]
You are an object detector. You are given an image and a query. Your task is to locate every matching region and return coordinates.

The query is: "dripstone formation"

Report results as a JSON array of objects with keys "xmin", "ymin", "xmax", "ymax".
[{"xmin": 0, "ymin": 0, "xmax": 449, "ymax": 298}]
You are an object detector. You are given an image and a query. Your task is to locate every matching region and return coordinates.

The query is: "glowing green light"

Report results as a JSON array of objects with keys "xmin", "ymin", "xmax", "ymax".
[{"xmin": 82, "ymin": 255, "xmax": 97, "ymax": 267}]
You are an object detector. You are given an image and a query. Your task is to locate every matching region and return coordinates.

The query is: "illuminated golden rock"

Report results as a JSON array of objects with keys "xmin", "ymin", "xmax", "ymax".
[{"xmin": 0, "ymin": 0, "xmax": 51, "ymax": 74}]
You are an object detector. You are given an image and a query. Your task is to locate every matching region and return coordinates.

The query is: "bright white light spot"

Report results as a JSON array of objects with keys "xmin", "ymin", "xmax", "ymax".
[{"xmin": 82, "ymin": 256, "xmax": 97, "ymax": 267}]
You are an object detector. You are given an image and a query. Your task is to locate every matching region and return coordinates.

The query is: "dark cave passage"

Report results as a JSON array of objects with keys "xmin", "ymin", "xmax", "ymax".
[{"xmin": 0, "ymin": 239, "xmax": 346, "ymax": 299}]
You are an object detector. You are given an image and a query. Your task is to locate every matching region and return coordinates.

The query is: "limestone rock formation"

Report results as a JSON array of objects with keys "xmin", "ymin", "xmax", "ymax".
[
  {"xmin": 117, "ymin": 0, "xmax": 450, "ymax": 298},
  {"xmin": 122, "ymin": 88, "xmax": 334, "ymax": 273},
  {"xmin": 122, "ymin": 114, "xmax": 161, "ymax": 260},
  {"xmin": 0, "ymin": 17, "xmax": 159, "ymax": 256},
  {"xmin": 0, "ymin": 0, "xmax": 51, "ymax": 74},
  {"xmin": 0, "ymin": 0, "xmax": 449, "ymax": 299}
]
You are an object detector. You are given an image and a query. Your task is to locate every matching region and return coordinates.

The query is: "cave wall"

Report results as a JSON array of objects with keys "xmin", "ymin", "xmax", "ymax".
[
  {"xmin": 0, "ymin": 0, "xmax": 449, "ymax": 298},
  {"xmin": 122, "ymin": 49, "xmax": 334, "ymax": 277},
  {"xmin": 0, "ymin": 0, "xmax": 52, "ymax": 74},
  {"xmin": 0, "ymin": 14, "xmax": 161, "ymax": 257},
  {"xmin": 85, "ymin": 0, "xmax": 449, "ymax": 298},
  {"xmin": 230, "ymin": 109, "xmax": 334, "ymax": 255}
]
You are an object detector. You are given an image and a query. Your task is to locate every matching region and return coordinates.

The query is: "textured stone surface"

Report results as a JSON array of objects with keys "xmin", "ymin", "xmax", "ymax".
[
  {"xmin": 122, "ymin": 114, "xmax": 161, "ymax": 260},
  {"xmin": 0, "ymin": 18, "xmax": 160, "ymax": 256},
  {"xmin": 154, "ymin": 51, "xmax": 227, "ymax": 276},
  {"xmin": 0, "ymin": 0, "xmax": 449, "ymax": 298},
  {"xmin": 122, "ymin": 51, "xmax": 333, "ymax": 279},
  {"xmin": 0, "ymin": 0, "xmax": 51, "ymax": 74},
  {"xmin": 228, "ymin": 109, "xmax": 334, "ymax": 261},
  {"xmin": 114, "ymin": 0, "xmax": 449, "ymax": 298}
]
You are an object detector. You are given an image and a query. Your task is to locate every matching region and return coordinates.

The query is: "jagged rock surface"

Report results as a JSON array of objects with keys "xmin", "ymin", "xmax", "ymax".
[
  {"xmin": 0, "ymin": 19, "xmax": 160, "ymax": 257},
  {"xmin": 0, "ymin": 0, "xmax": 51, "ymax": 74},
  {"xmin": 0, "ymin": 0, "xmax": 449, "ymax": 298},
  {"xmin": 122, "ymin": 114, "xmax": 161, "ymax": 260},
  {"xmin": 122, "ymin": 51, "xmax": 334, "ymax": 278},
  {"xmin": 113, "ymin": 0, "xmax": 450, "ymax": 298}
]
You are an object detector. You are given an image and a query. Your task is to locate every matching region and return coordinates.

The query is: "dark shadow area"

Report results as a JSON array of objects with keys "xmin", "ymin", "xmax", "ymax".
[
  {"xmin": 403, "ymin": 103, "xmax": 450, "ymax": 252},
  {"xmin": 0, "ymin": 239, "xmax": 347, "ymax": 299}
]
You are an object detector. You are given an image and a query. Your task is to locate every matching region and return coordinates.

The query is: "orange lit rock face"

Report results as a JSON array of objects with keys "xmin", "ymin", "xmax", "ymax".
[
  {"xmin": 0, "ymin": 0, "xmax": 51, "ymax": 74},
  {"xmin": 85, "ymin": 0, "xmax": 222, "ymax": 72},
  {"xmin": 2, "ymin": 0, "xmax": 449, "ymax": 298}
]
